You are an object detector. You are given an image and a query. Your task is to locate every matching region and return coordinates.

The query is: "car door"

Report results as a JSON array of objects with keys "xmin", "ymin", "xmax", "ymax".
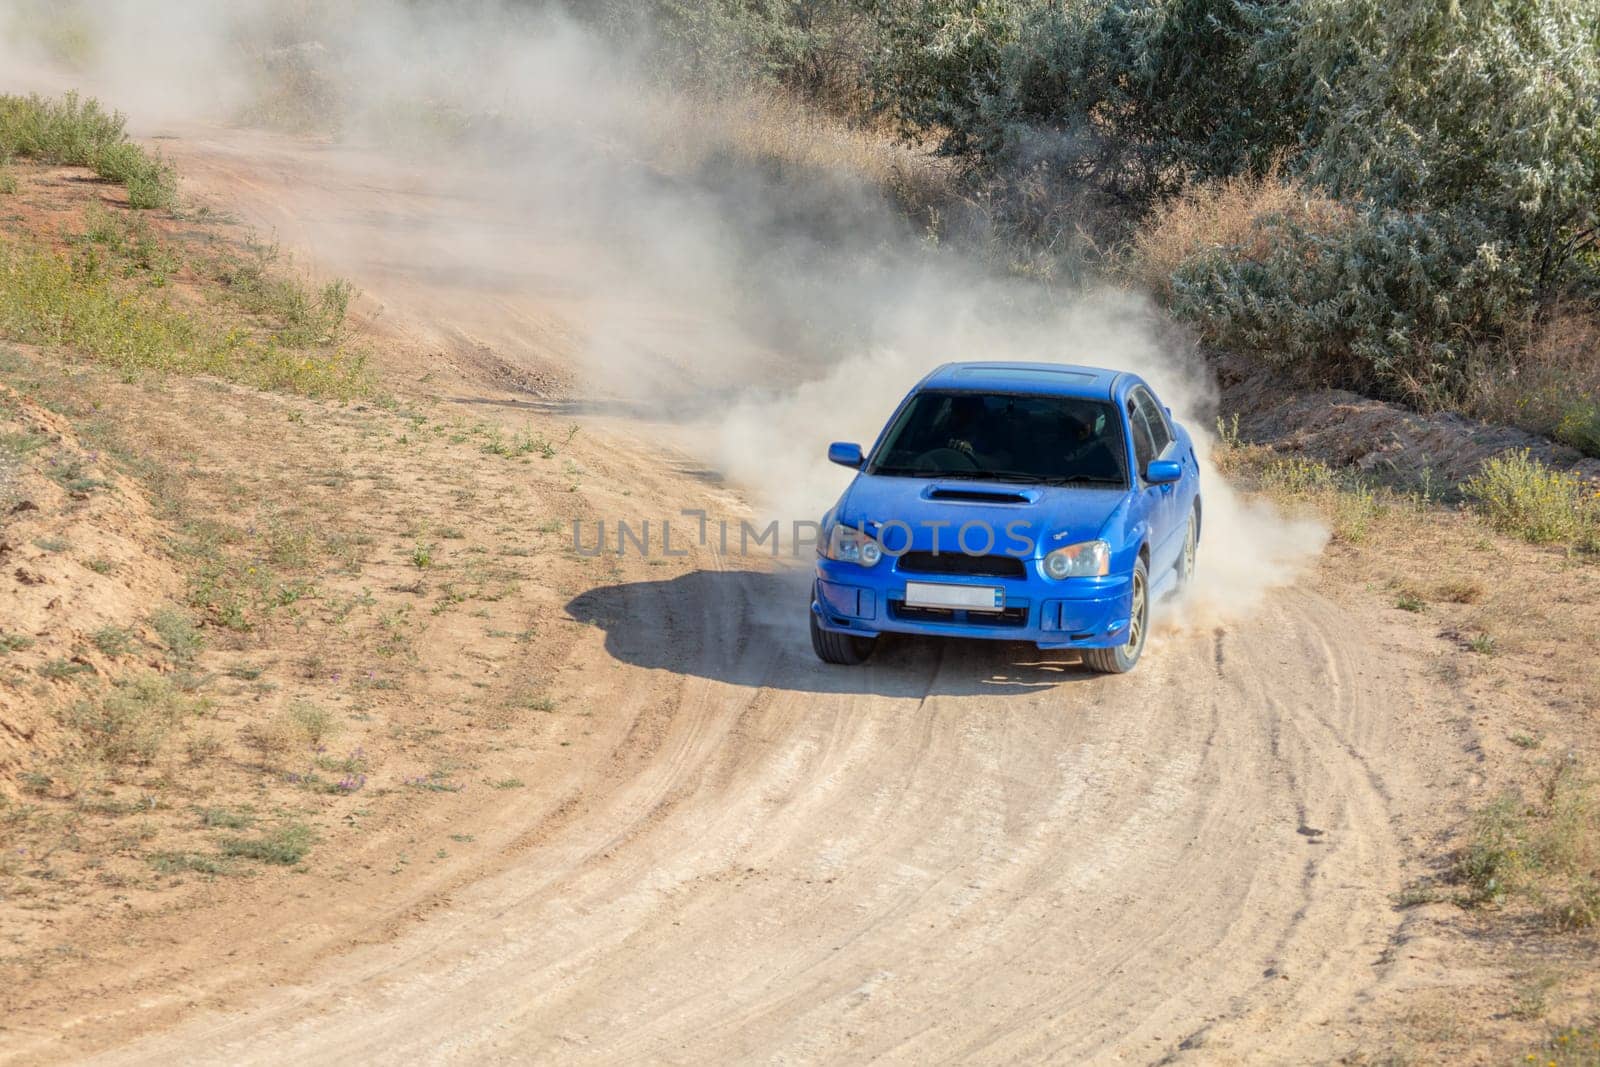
[{"xmin": 1127, "ymin": 387, "xmax": 1181, "ymax": 571}]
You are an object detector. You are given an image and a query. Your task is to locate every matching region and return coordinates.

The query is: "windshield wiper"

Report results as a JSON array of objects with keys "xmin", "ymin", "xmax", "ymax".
[
  {"xmin": 1035, "ymin": 474, "xmax": 1126, "ymax": 487},
  {"xmin": 937, "ymin": 471, "xmax": 1125, "ymax": 487},
  {"xmin": 870, "ymin": 467, "xmax": 1121, "ymax": 486}
]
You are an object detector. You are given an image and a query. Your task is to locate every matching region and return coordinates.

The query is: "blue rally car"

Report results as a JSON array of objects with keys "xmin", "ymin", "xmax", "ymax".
[{"xmin": 811, "ymin": 361, "xmax": 1201, "ymax": 673}]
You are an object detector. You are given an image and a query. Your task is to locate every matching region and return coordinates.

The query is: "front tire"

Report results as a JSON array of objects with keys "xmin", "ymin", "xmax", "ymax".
[
  {"xmin": 810, "ymin": 609, "xmax": 877, "ymax": 665},
  {"xmin": 1083, "ymin": 557, "xmax": 1148, "ymax": 674}
]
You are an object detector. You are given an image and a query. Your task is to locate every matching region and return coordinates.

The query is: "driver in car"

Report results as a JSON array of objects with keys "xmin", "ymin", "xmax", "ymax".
[
  {"xmin": 943, "ymin": 395, "xmax": 986, "ymax": 459},
  {"xmin": 1061, "ymin": 412, "xmax": 1119, "ymax": 480}
]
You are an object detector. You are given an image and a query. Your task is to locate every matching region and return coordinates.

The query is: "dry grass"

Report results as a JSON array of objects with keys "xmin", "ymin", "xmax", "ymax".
[
  {"xmin": 1522, "ymin": 1021, "xmax": 1600, "ymax": 1065},
  {"xmin": 1125, "ymin": 168, "xmax": 1349, "ymax": 302},
  {"xmin": 628, "ymin": 88, "xmax": 959, "ymax": 228},
  {"xmin": 1468, "ymin": 302, "xmax": 1600, "ymax": 458},
  {"xmin": 1212, "ymin": 423, "xmax": 1401, "ymax": 545},
  {"xmin": 1456, "ymin": 760, "xmax": 1600, "ymax": 931},
  {"xmin": 1213, "ymin": 417, "xmax": 1600, "ymax": 706}
]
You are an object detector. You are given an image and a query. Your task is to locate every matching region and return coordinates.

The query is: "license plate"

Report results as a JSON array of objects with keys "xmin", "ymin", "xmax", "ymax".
[{"xmin": 904, "ymin": 581, "xmax": 1006, "ymax": 613}]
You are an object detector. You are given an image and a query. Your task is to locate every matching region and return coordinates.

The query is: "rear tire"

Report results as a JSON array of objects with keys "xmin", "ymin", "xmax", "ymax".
[
  {"xmin": 1083, "ymin": 557, "xmax": 1148, "ymax": 675},
  {"xmin": 1176, "ymin": 507, "xmax": 1198, "ymax": 589},
  {"xmin": 810, "ymin": 609, "xmax": 877, "ymax": 665}
]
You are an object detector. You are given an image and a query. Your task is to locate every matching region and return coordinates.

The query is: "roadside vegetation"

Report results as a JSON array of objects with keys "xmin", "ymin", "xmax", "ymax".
[
  {"xmin": 1214, "ymin": 417, "xmax": 1600, "ymax": 556},
  {"xmin": 583, "ymin": 0, "xmax": 1600, "ymax": 455},
  {"xmin": 0, "ymin": 111, "xmax": 370, "ymax": 398},
  {"xmin": 1456, "ymin": 760, "xmax": 1600, "ymax": 931},
  {"xmin": 0, "ymin": 92, "xmax": 176, "ymax": 209},
  {"xmin": 0, "ymin": 122, "xmax": 593, "ymax": 991},
  {"xmin": 150, "ymin": 0, "xmax": 1600, "ymax": 456}
]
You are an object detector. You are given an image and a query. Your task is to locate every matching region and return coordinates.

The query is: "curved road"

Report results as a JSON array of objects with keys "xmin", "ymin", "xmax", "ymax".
[{"xmin": 92, "ymin": 126, "xmax": 1422, "ymax": 1064}]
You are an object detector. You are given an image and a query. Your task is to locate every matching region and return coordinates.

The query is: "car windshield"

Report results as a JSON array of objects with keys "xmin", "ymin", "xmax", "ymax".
[{"xmin": 867, "ymin": 390, "xmax": 1129, "ymax": 487}]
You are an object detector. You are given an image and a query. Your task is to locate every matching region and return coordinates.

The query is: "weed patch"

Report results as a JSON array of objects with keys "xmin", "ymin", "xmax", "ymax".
[
  {"xmin": 219, "ymin": 821, "xmax": 315, "ymax": 866},
  {"xmin": 1454, "ymin": 760, "xmax": 1600, "ymax": 930},
  {"xmin": 58, "ymin": 675, "xmax": 208, "ymax": 767},
  {"xmin": 149, "ymin": 607, "xmax": 203, "ymax": 666},
  {"xmin": 1521, "ymin": 1022, "xmax": 1600, "ymax": 1066},
  {"xmin": 0, "ymin": 231, "xmax": 369, "ymax": 398},
  {"xmin": 89, "ymin": 625, "xmax": 136, "ymax": 657},
  {"xmin": 149, "ymin": 850, "xmax": 235, "ymax": 876},
  {"xmin": 1462, "ymin": 451, "xmax": 1600, "ymax": 550},
  {"xmin": 0, "ymin": 92, "xmax": 176, "ymax": 208}
]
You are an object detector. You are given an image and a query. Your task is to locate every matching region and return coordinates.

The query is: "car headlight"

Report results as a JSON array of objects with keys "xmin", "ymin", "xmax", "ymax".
[
  {"xmin": 1043, "ymin": 540, "xmax": 1109, "ymax": 579},
  {"xmin": 824, "ymin": 524, "xmax": 882, "ymax": 566}
]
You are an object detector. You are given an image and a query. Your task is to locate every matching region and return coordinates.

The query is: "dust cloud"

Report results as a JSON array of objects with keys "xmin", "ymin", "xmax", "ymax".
[{"xmin": 0, "ymin": 0, "xmax": 1326, "ymax": 621}]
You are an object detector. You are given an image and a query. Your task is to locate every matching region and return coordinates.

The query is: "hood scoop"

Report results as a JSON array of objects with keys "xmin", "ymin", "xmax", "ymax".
[{"xmin": 925, "ymin": 486, "xmax": 1033, "ymax": 505}]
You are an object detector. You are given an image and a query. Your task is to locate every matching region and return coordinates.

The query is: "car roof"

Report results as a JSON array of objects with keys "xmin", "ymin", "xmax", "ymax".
[{"xmin": 916, "ymin": 361, "xmax": 1128, "ymax": 401}]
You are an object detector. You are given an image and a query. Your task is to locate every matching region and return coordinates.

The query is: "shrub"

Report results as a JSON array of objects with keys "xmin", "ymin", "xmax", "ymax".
[
  {"xmin": 1462, "ymin": 451, "xmax": 1600, "ymax": 549},
  {"xmin": 91, "ymin": 141, "xmax": 177, "ymax": 210},
  {"xmin": 1264, "ymin": 0, "xmax": 1600, "ymax": 302},
  {"xmin": 0, "ymin": 91, "xmax": 124, "ymax": 166},
  {"xmin": 0, "ymin": 92, "xmax": 177, "ymax": 209},
  {"xmin": 879, "ymin": 0, "xmax": 1296, "ymax": 192},
  {"xmin": 149, "ymin": 607, "xmax": 204, "ymax": 666},
  {"xmin": 1468, "ymin": 304, "xmax": 1600, "ymax": 458},
  {"xmin": 288, "ymin": 699, "xmax": 339, "ymax": 747},
  {"xmin": 1456, "ymin": 761, "xmax": 1600, "ymax": 930},
  {"xmin": 864, "ymin": 0, "xmax": 1600, "ymax": 411},
  {"xmin": 1126, "ymin": 170, "xmax": 1346, "ymax": 304},
  {"xmin": 90, "ymin": 624, "xmax": 137, "ymax": 657},
  {"xmin": 592, "ymin": 0, "xmax": 875, "ymax": 104},
  {"xmin": 59, "ymin": 675, "xmax": 206, "ymax": 765},
  {"xmin": 1166, "ymin": 208, "xmax": 1531, "ymax": 403}
]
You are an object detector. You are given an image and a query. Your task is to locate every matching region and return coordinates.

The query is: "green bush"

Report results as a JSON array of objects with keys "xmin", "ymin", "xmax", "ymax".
[
  {"xmin": 589, "ymin": 0, "xmax": 873, "ymax": 101},
  {"xmin": 1166, "ymin": 209, "xmax": 1529, "ymax": 402},
  {"xmin": 1461, "ymin": 450, "xmax": 1600, "ymax": 549},
  {"xmin": 0, "ymin": 90, "xmax": 124, "ymax": 165},
  {"xmin": 1555, "ymin": 401, "xmax": 1600, "ymax": 457},
  {"xmin": 866, "ymin": 0, "xmax": 1291, "ymax": 207},
  {"xmin": 1165, "ymin": 0, "xmax": 1600, "ymax": 401},
  {"xmin": 861, "ymin": 0, "xmax": 1600, "ymax": 404},
  {"xmin": 92, "ymin": 140, "xmax": 177, "ymax": 210},
  {"xmin": 0, "ymin": 92, "xmax": 177, "ymax": 209}
]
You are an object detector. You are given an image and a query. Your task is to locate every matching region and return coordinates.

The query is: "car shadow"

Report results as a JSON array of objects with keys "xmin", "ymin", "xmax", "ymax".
[{"xmin": 563, "ymin": 567, "xmax": 1101, "ymax": 698}]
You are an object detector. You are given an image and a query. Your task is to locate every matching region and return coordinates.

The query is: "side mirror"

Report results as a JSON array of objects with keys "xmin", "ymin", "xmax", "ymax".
[
  {"xmin": 1145, "ymin": 458, "xmax": 1182, "ymax": 485},
  {"xmin": 828, "ymin": 442, "xmax": 864, "ymax": 469}
]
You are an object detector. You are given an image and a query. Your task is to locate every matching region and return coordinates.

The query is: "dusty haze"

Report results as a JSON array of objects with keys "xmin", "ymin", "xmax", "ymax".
[{"xmin": 0, "ymin": 0, "xmax": 1326, "ymax": 621}]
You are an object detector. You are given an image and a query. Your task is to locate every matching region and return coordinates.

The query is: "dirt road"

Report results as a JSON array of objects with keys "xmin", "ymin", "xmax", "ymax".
[{"xmin": 26, "ymin": 124, "xmax": 1458, "ymax": 1064}]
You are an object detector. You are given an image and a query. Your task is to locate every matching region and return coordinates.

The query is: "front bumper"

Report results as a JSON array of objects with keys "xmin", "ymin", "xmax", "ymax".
[{"xmin": 812, "ymin": 557, "xmax": 1134, "ymax": 650}]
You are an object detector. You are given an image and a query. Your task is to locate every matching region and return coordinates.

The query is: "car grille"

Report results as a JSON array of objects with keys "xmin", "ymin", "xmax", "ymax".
[
  {"xmin": 889, "ymin": 601, "xmax": 1029, "ymax": 628},
  {"xmin": 895, "ymin": 551, "xmax": 1028, "ymax": 579}
]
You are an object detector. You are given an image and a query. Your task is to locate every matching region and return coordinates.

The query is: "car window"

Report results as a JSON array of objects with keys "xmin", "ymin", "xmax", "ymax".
[
  {"xmin": 867, "ymin": 390, "xmax": 1129, "ymax": 487},
  {"xmin": 1127, "ymin": 400, "xmax": 1156, "ymax": 473},
  {"xmin": 1132, "ymin": 388, "xmax": 1172, "ymax": 456}
]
